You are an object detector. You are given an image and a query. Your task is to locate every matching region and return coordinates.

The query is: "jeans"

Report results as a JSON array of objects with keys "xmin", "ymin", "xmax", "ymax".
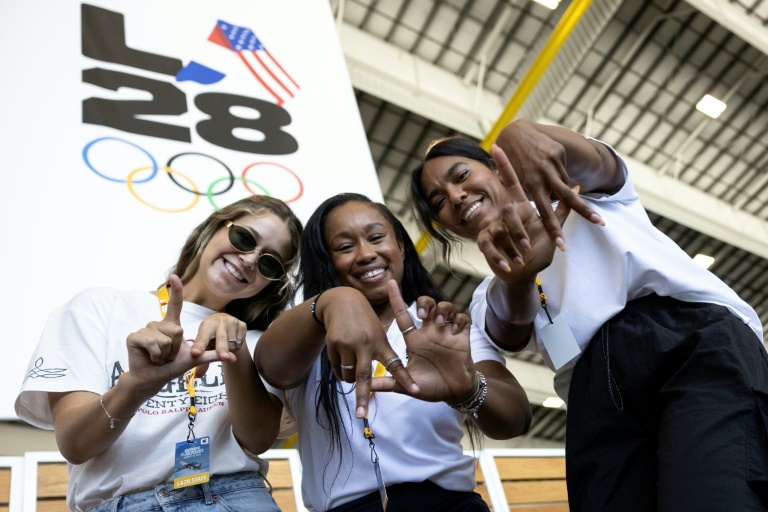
[{"xmin": 88, "ymin": 471, "xmax": 281, "ymax": 512}]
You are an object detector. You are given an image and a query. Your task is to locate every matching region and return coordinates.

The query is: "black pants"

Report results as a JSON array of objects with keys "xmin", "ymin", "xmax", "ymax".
[
  {"xmin": 325, "ymin": 480, "xmax": 490, "ymax": 512},
  {"xmin": 566, "ymin": 294, "xmax": 768, "ymax": 512}
]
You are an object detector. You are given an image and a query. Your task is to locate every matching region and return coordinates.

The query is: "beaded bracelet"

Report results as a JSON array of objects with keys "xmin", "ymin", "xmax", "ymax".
[
  {"xmin": 310, "ymin": 290, "xmax": 326, "ymax": 325},
  {"xmin": 448, "ymin": 371, "xmax": 488, "ymax": 419}
]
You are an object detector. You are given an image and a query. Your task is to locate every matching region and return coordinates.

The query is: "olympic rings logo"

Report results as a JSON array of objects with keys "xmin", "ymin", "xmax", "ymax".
[{"xmin": 82, "ymin": 137, "xmax": 304, "ymax": 212}]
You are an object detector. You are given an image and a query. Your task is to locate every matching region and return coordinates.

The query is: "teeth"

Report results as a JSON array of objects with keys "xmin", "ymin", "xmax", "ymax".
[
  {"xmin": 462, "ymin": 201, "xmax": 480, "ymax": 222},
  {"xmin": 224, "ymin": 260, "xmax": 246, "ymax": 282},
  {"xmin": 360, "ymin": 268, "xmax": 385, "ymax": 279}
]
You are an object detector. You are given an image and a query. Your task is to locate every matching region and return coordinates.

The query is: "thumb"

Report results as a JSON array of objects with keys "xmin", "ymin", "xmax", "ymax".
[{"xmin": 164, "ymin": 274, "xmax": 184, "ymax": 325}]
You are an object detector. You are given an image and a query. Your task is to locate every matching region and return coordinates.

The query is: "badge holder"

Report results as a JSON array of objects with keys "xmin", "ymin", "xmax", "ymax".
[
  {"xmin": 157, "ymin": 285, "xmax": 212, "ymax": 489},
  {"xmin": 174, "ymin": 367, "xmax": 211, "ymax": 488},
  {"xmin": 362, "ymin": 362, "xmax": 389, "ymax": 510},
  {"xmin": 536, "ymin": 278, "xmax": 580, "ymax": 370}
]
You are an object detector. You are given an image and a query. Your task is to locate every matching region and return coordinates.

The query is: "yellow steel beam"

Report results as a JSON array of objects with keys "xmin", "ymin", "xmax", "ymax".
[
  {"xmin": 415, "ymin": 231, "xmax": 433, "ymax": 255},
  {"xmin": 415, "ymin": 0, "xmax": 592, "ymax": 254},
  {"xmin": 480, "ymin": 0, "xmax": 593, "ymax": 150}
]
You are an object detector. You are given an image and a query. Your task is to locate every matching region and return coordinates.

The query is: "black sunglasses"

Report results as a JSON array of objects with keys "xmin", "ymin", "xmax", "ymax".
[{"xmin": 225, "ymin": 221, "xmax": 286, "ymax": 281}]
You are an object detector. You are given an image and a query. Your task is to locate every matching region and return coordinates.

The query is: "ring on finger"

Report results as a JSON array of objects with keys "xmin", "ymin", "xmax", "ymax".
[
  {"xmin": 340, "ymin": 364, "xmax": 356, "ymax": 370},
  {"xmin": 401, "ymin": 325, "xmax": 417, "ymax": 335},
  {"xmin": 228, "ymin": 336, "xmax": 244, "ymax": 351},
  {"xmin": 383, "ymin": 357, "xmax": 402, "ymax": 372}
]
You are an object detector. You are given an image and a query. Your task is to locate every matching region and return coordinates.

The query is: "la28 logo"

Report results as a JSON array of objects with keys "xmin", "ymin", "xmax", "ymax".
[{"xmin": 81, "ymin": 4, "xmax": 298, "ymax": 155}]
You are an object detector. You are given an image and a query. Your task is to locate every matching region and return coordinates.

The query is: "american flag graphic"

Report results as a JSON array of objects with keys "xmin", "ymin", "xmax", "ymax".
[{"xmin": 208, "ymin": 20, "xmax": 300, "ymax": 106}]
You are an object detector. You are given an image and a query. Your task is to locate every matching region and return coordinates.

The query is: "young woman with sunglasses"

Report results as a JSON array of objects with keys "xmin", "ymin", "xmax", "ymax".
[
  {"xmin": 410, "ymin": 120, "xmax": 767, "ymax": 512},
  {"xmin": 254, "ymin": 193, "xmax": 531, "ymax": 512},
  {"xmin": 16, "ymin": 195, "xmax": 302, "ymax": 512}
]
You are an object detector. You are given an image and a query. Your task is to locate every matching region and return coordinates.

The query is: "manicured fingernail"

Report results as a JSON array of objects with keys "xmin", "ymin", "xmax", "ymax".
[
  {"xmin": 411, "ymin": 383, "xmax": 421, "ymax": 394},
  {"xmin": 356, "ymin": 406, "xmax": 365, "ymax": 418},
  {"xmin": 555, "ymin": 237, "xmax": 566, "ymax": 251},
  {"xmin": 417, "ymin": 308, "xmax": 426, "ymax": 318},
  {"xmin": 499, "ymin": 260, "xmax": 512, "ymax": 272},
  {"xmin": 513, "ymin": 256, "xmax": 525, "ymax": 268},
  {"xmin": 521, "ymin": 238, "xmax": 532, "ymax": 253},
  {"xmin": 590, "ymin": 213, "xmax": 605, "ymax": 226},
  {"xmin": 573, "ymin": 185, "xmax": 581, "ymax": 193},
  {"xmin": 436, "ymin": 314, "xmax": 445, "ymax": 325}
]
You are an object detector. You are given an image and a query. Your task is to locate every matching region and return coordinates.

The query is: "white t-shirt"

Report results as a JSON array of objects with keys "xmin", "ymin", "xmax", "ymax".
[
  {"xmin": 470, "ymin": 146, "xmax": 763, "ymax": 402},
  {"xmin": 15, "ymin": 288, "xmax": 272, "ymax": 512},
  {"xmin": 272, "ymin": 301, "xmax": 504, "ymax": 512}
]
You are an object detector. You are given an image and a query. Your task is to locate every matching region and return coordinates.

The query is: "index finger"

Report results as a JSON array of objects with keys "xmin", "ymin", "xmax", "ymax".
[
  {"xmin": 164, "ymin": 274, "xmax": 184, "ymax": 325},
  {"xmin": 385, "ymin": 280, "xmax": 421, "ymax": 393},
  {"xmin": 491, "ymin": 144, "xmax": 528, "ymax": 203},
  {"xmin": 387, "ymin": 279, "xmax": 414, "ymax": 330}
]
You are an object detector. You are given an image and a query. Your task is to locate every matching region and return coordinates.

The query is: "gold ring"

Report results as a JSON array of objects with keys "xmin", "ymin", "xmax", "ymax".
[{"xmin": 401, "ymin": 325, "xmax": 417, "ymax": 335}]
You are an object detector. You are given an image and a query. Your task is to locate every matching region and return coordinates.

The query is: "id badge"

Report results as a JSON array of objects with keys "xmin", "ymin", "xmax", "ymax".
[
  {"xmin": 539, "ymin": 315, "xmax": 580, "ymax": 370},
  {"xmin": 174, "ymin": 436, "xmax": 211, "ymax": 488},
  {"xmin": 373, "ymin": 458, "xmax": 389, "ymax": 511}
]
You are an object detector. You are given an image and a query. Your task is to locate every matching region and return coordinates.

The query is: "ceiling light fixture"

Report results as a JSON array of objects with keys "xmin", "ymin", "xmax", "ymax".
[
  {"xmin": 532, "ymin": 0, "xmax": 560, "ymax": 9},
  {"xmin": 542, "ymin": 396, "xmax": 565, "ymax": 408},
  {"xmin": 696, "ymin": 94, "xmax": 727, "ymax": 119},
  {"xmin": 693, "ymin": 254, "xmax": 715, "ymax": 269}
]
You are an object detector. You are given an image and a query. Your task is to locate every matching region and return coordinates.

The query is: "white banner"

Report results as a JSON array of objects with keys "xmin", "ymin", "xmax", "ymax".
[{"xmin": 0, "ymin": 1, "xmax": 380, "ymax": 420}]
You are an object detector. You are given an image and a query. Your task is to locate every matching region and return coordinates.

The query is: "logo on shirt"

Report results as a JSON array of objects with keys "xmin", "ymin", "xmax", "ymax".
[
  {"xmin": 110, "ymin": 361, "xmax": 227, "ymax": 416},
  {"xmin": 26, "ymin": 358, "xmax": 66, "ymax": 379}
]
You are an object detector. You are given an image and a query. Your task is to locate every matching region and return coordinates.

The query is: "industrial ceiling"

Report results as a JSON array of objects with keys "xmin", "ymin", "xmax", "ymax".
[{"xmin": 332, "ymin": 0, "xmax": 768, "ymax": 445}]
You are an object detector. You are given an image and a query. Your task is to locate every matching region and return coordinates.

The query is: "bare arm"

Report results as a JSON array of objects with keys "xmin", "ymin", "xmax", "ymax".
[
  {"xmin": 483, "ymin": 277, "xmax": 539, "ymax": 352},
  {"xmin": 49, "ymin": 371, "xmax": 157, "ymax": 465},
  {"xmin": 253, "ymin": 290, "xmax": 342, "ymax": 390},
  {"xmin": 221, "ymin": 348, "xmax": 283, "ymax": 455},
  {"xmin": 472, "ymin": 359, "xmax": 531, "ymax": 439}
]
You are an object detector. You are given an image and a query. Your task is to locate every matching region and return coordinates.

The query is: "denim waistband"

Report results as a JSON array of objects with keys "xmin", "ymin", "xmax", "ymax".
[{"xmin": 88, "ymin": 471, "xmax": 272, "ymax": 512}]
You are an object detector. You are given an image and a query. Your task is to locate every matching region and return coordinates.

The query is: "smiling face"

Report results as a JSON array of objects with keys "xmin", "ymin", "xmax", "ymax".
[
  {"xmin": 419, "ymin": 155, "xmax": 510, "ymax": 240},
  {"xmin": 184, "ymin": 212, "xmax": 293, "ymax": 311},
  {"xmin": 323, "ymin": 201, "xmax": 404, "ymax": 310}
]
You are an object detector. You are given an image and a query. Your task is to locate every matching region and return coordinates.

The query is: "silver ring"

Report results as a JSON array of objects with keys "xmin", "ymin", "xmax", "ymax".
[
  {"xmin": 401, "ymin": 325, "xmax": 417, "ymax": 335},
  {"xmin": 228, "ymin": 337, "xmax": 243, "ymax": 351},
  {"xmin": 340, "ymin": 364, "xmax": 356, "ymax": 370},
  {"xmin": 383, "ymin": 357, "xmax": 401, "ymax": 372}
]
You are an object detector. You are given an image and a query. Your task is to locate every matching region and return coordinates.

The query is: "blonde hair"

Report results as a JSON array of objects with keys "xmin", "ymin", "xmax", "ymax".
[{"xmin": 169, "ymin": 195, "xmax": 302, "ymax": 330}]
